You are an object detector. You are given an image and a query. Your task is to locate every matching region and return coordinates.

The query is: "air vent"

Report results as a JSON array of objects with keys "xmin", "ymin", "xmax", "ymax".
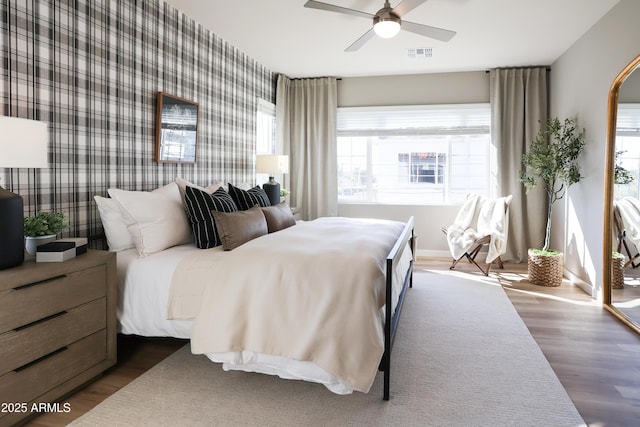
[{"xmin": 407, "ymin": 47, "xmax": 433, "ymax": 59}]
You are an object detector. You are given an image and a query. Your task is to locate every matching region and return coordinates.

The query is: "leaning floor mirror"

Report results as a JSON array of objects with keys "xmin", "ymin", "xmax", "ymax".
[{"xmin": 603, "ymin": 54, "xmax": 640, "ymax": 335}]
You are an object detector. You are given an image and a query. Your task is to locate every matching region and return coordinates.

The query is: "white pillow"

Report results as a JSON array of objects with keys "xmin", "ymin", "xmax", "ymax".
[
  {"xmin": 108, "ymin": 182, "xmax": 193, "ymax": 257},
  {"xmin": 94, "ymin": 195, "xmax": 135, "ymax": 252}
]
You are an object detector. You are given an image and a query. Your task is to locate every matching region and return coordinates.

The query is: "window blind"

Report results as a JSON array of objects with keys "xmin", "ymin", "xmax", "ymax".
[
  {"xmin": 617, "ymin": 103, "xmax": 640, "ymax": 136},
  {"xmin": 337, "ymin": 104, "xmax": 491, "ymax": 137}
]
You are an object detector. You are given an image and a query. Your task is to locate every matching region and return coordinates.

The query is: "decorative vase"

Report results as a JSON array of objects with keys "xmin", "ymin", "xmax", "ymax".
[
  {"xmin": 611, "ymin": 255, "xmax": 625, "ymax": 289},
  {"xmin": 25, "ymin": 234, "xmax": 57, "ymax": 257},
  {"xmin": 0, "ymin": 186, "xmax": 25, "ymax": 269},
  {"xmin": 527, "ymin": 249, "xmax": 564, "ymax": 287}
]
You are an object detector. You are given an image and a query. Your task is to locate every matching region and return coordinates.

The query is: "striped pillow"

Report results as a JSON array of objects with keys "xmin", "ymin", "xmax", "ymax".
[
  {"xmin": 228, "ymin": 183, "xmax": 271, "ymax": 210},
  {"xmin": 184, "ymin": 186, "xmax": 238, "ymax": 248}
]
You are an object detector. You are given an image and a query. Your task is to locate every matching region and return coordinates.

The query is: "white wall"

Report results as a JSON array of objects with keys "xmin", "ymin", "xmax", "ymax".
[
  {"xmin": 337, "ymin": 71, "xmax": 489, "ymax": 256},
  {"xmin": 550, "ymin": 0, "xmax": 640, "ymax": 298}
]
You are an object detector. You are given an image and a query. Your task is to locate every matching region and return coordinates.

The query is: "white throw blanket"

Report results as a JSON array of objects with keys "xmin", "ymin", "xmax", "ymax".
[
  {"xmin": 446, "ymin": 194, "xmax": 510, "ymax": 263},
  {"xmin": 477, "ymin": 196, "xmax": 510, "ymax": 263},
  {"xmin": 167, "ymin": 217, "xmax": 405, "ymax": 394},
  {"xmin": 615, "ymin": 197, "xmax": 640, "ymax": 251},
  {"xmin": 446, "ymin": 194, "xmax": 486, "ymax": 260}
]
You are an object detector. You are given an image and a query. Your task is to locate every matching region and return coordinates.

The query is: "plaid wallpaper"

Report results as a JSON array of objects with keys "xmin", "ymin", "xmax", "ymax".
[{"xmin": 0, "ymin": 0, "xmax": 276, "ymax": 246}]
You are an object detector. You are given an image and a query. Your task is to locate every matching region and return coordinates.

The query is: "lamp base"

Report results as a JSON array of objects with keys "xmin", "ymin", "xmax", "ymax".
[
  {"xmin": 0, "ymin": 185, "xmax": 25, "ymax": 270},
  {"xmin": 262, "ymin": 177, "xmax": 280, "ymax": 206}
]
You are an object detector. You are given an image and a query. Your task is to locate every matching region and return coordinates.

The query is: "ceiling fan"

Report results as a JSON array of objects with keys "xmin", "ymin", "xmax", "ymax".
[{"xmin": 304, "ymin": 0, "xmax": 456, "ymax": 52}]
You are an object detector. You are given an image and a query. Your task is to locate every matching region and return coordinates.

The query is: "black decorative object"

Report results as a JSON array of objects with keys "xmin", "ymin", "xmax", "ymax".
[
  {"xmin": 256, "ymin": 155, "xmax": 289, "ymax": 206},
  {"xmin": 262, "ymin": 177, "xmax": 280, "ymax": 206},
  {"xmin": 0, "ymin": 186, "xmax": 24, "ymax": 269}
]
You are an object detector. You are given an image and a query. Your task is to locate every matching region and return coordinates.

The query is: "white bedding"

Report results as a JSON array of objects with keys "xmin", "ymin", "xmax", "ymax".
[
  {"xmin": 117, "ymin": 244, "xmax": 201, "ymax": 338},
  {"xmin": 116, "ymin": 220, "xmax": 412, "ymax": 395}
]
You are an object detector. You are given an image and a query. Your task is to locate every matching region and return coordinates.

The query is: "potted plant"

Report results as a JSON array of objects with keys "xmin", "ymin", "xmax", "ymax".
[
  {"xmin": 614, "ymin": 150, "xmax": 634, "ymax": 185},
  {"xmin": 24, "ymin": 211, "xmax": 67, "ymax": 255},
  {"xmin": 612, "ymin": 151, "xmax": 633, "ymax": 285},
  {"xmin": 280, "ymin": 188, "xmax": 290, "ymax": 203},
  {"xmin": 520, "ymin": 117, "xmax": 585, "ymax": 286},
  {"xmin": 611, "ymin": 251, "xmax": 625, "ymax": 289}
]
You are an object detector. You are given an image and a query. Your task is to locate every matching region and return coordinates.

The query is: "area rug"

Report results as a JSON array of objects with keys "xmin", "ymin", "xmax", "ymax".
[{"xmin": 70, "ymin": 270, "xmax": 585, "ymax": 426}]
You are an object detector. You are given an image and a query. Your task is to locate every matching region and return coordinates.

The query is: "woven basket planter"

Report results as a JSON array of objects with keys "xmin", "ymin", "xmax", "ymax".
[
  {"xmin": 528, "ymin": 249, "xmax": 563, "ymax": 287},
  {"xmin": 611, "ymin": 255, "xmax": 625, "ymax": 289}
]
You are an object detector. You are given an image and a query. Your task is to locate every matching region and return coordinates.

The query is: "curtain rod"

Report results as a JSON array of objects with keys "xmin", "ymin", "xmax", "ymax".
[
  {"xmin": 485, "ymin": 66, "xmax": 551, "ymax": 73},
  {"xmin": 277, "ymin": 73, "xmax": 342, "ymax": 80}
]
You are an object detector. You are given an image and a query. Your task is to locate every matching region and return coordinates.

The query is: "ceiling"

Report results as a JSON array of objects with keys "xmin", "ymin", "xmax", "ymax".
[{"xmin": 164, "ymin": 0, "xmax": 620, "ymax": 78}]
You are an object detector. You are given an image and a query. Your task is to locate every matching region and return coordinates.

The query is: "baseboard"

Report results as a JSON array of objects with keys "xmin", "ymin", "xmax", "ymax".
[
  {"xmin": 563, "ymin": 269, "xmax": 595, "ymax": 298},
  {"xmin": 417, "ymin": 250, "xmax": 451, "ymax": 259}
]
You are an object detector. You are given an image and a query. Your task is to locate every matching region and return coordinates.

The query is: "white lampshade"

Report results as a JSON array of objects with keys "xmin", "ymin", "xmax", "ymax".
[
  {"xmin": 0, "ymin": 116, "xmax": 48, "ymax": 168},
  {"xmin": 374, "ymin": 20, "xmax": 401, "ymax": 39},
  {"xmin": 256, "ymin": 155, "xmax": 289, "ymax": 175}
]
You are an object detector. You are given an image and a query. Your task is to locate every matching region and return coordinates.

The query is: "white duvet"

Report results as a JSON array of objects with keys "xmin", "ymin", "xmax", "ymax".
[{"xmin": 116, "ymin": 218, "xmax": 412, "ymax": 395}]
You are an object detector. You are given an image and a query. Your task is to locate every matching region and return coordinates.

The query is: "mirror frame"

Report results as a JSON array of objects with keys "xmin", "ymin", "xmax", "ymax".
[
  {"xmin": 603, "ymin": 54, "xmax": 640, "ymax": 334},
  {"xmin": 155, "ymin": 92, "xmax": 199, "ymax": 164}
]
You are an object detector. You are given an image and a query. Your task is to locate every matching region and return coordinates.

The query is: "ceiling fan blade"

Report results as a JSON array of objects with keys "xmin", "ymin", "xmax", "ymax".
[
  {"xmin": 392, "ymin": 0, "xmax": 429, "ymax": 18},
  {"xmin": 304, "ymin": 1, "xmax": 373, "ymax": 20},
  {"xmin": 345, "ymin": 28, "xmax": 376, "ymax": 52},
  {"xmin": 402, "ymin": 20, "xmax": 456, "ymax": 42}
]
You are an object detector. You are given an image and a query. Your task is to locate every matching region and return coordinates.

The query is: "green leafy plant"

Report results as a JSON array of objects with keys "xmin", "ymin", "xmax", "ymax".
[
  {"xmin": 24, "ymin": 211, "xmax": 67, "ymax": 237},
  {"xmin": 520, "ymin": 117, "xmax": 585, "ymax": 252},
  {"xmin": 614, "ymin": 149, "xmax": 634, "ymax": 185}
]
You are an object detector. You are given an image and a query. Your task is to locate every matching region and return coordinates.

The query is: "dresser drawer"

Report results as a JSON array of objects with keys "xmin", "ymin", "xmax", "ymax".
[
  {"xmin": 0, "ymin": 330, "xmax": 108, "ymax": 405},
  {"xmin": 0, "ymin": 264, "xmax": 106, "ymax": 334},
  {"xmin": 0, "ymin": 250, "xmax": 116, "ymax": 426},
  {"xmin": 0, "ymin": 298, "xmax": 106, "ymax": 376}
]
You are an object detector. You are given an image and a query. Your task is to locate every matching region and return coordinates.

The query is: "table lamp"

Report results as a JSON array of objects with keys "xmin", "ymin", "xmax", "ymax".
[
  {"xmin": 0, "ymin": 116, "xmax": 49, "ymax": 269},
  {"xmin": 256, "ymin": 155, "xmax": 289, "ymax": 206}
]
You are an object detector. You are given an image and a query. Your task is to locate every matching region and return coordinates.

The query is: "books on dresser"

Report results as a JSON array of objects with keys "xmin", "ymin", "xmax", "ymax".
[
  {"xmin": 57, "ymin": 237, "xmax": 88, "ymax": 255},
  {"xmin": 36, "ymin": 237, "xmax": 88, "ymax": 262}
]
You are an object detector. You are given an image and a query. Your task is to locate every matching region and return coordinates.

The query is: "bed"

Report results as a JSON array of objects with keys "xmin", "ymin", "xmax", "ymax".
[{"xmin": 96, "ymin": 180, "xmax": 415, "ymax": 400}]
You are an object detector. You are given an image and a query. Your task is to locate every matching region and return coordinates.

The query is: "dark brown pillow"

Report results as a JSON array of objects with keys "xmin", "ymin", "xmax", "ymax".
[
  {"xmin": 261, "ymin": 203, "xmax": 296, "ymax": 233},
  {"xmin": 211, "ymin": 205, "xmax": 268, "ymax": 250}
]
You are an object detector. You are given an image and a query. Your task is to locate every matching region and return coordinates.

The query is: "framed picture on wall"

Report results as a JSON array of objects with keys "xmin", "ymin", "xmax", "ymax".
[{"xmin": 155, "ymin": 92, "xmax": 199, "ymax": 163}]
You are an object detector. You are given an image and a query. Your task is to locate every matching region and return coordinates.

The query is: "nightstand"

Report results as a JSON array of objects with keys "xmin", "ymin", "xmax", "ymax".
[{"xmin": 0, "ymin": 250, "xmax": 117, "ymax": 426}]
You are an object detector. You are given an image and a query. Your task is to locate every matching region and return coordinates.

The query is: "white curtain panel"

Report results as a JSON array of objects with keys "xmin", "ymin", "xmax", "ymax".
[
  {"xmin": 490, "ymin": 67, "xmax": 548, "ymax": 262},
  {"xmin": 276, "ymin": 75, "xmax": 338, "ymax": 220}
]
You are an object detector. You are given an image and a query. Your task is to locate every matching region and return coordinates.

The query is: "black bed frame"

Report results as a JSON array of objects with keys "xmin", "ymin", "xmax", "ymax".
[{"xmin": 381, "ymin": 216, "xmax": 415, "ymax": 401}]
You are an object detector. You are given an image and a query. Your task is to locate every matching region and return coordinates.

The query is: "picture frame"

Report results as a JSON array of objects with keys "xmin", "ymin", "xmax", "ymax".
[{"xmin": 155, "ymin": 92, "xmax": 199, "ymax": 163}]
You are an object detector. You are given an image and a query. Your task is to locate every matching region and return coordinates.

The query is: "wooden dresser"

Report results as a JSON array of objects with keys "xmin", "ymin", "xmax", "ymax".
[{"xmin": 0, "ymin": 250, "xmax": 116, "ymax": 426}]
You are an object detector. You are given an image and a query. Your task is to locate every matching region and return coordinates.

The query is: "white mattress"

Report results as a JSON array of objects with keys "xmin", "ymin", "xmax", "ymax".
[{"xmin": 116, "ymin": 239, "xmax": 413, "ymax": 394}]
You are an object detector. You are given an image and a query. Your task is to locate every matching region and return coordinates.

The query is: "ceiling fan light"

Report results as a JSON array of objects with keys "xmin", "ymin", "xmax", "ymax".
[{"xmin": 374, "ymin": 19, "xmax": 401, "ymax": 39}]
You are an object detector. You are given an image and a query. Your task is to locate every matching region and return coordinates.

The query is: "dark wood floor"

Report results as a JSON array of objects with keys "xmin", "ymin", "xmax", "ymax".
[
  {"xmin": 26, "ymin": 257, "xmax": 640, "ymax": 426},
  {"xmin": 24, "ymin": 335, "xmax": 187, "ymax": 427}
]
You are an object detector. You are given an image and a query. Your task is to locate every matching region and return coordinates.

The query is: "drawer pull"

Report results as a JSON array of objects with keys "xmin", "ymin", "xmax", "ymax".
[
  {"xmin": 14, "ymin": 346, "xmax": 68, "ymax": 372},
  {"xmin": 14, "ymin": 275, "xmax": 68, "ymax": 291},
  {"xmin": 14, "ymin": 311, "xmax": 68, "ymax": 331}
]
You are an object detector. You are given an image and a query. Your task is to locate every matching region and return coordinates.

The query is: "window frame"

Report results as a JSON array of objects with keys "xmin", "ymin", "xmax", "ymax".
[{"xmin": 337, "ymin": 103, "xmax": 492, "ymax": 205}]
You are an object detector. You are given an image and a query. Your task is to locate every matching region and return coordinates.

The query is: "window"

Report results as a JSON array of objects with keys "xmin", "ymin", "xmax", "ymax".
[
  {"xmin": 256, "ymin": 98, "xmax": 276, "ymax": 155},
  {"xmin": 614, "ymin": 103, "xmax": 640, "ymax": 200},
  {"xmin": 399, "ymin": 152, "xmax": 446, "ymax": 183},
  {"xmin": 256, "ymin": 99, "xmax": 276, "ymax": 184},
  {"xmin": 337, "ymin": 104, "xmax": 491, "ymax": 204}
]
